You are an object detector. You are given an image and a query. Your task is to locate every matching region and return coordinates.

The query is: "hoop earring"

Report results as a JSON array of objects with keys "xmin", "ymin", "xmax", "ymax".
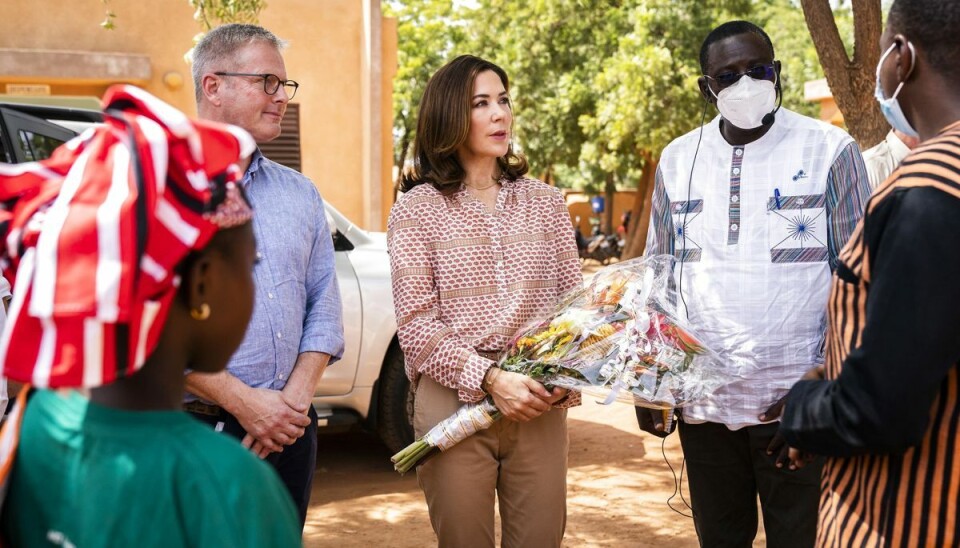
[{"xmin": 190, "ymin": 303, "xmax": 211, "ymax": 321}]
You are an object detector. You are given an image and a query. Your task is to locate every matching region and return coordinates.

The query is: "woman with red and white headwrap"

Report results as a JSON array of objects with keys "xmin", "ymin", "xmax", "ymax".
[{"xmin": 0, "ymin": 86, "xmax": 301, "ymax": 547}]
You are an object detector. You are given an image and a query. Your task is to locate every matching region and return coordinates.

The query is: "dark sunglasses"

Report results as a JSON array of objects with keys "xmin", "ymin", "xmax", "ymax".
[
  {"xmin": 214, "ymin": 72, "xmax": 299, "ymax": 99},
  {"xmin": 704, "ymin": 63, "xmax": 777, "ymax": 88}
]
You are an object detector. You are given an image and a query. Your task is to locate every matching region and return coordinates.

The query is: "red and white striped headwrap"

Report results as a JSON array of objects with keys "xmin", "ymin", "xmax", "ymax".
[{"xmin": 0, "ymin": 85, "xmax": 255, "ymax": 388}]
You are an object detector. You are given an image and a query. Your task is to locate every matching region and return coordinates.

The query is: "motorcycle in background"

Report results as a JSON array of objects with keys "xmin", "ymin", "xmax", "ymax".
[{"xmin": 575, "ymin": 224, "xmax": 621, "ymax": 264}]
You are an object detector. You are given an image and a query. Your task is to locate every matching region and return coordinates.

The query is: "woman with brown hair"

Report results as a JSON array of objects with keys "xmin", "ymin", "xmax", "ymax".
[{"xmin": 388, "ymin": 55, "xmax": 582, "ymax": 547}]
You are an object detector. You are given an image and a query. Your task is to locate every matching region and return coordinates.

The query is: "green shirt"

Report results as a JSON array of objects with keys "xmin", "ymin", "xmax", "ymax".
[{"xmin": 1, "ymin": 390, "xmax": 301, "ymax": 547}]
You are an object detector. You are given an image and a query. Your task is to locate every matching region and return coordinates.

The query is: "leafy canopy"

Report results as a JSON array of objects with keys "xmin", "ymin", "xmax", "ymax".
[{"xmin": 390, "ymin": 0, "xmax": 851, "ymax": 190}]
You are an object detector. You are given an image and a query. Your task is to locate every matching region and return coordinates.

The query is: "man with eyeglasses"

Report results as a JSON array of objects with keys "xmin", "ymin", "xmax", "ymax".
[
  {"xmin": 636, "ymin": 20, "xmax": 871, "ymax": 547},
  {"xmin": 184, "ymin": 23, "xmax": 344, "ymax": 530}
]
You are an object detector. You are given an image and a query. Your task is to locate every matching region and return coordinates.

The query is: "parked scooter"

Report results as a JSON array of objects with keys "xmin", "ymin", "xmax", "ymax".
[{"xmin": 575, "ymin": 224, "xmax": 620, "ymax": 264}]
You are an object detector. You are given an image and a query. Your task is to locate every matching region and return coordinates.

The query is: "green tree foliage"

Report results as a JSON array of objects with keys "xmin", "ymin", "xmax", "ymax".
[
  {"xmin": 801, "ymin": 0, "xmax": 885, "ymax": 146},
  {"xmin": 390, "ymin": 0, "xmax": 844, "ymax": 190},
  {"xmin": 388, "ymin": 0, "xmax": 855, "ymax": 252},
  {"xmin": 582, "ymin": 1, "xmax": 749, "ymax": 177},
  {"xmin": 460, "ymin": 0, "xmax": 633, "ymax": 187},
  {"xmin": 100, "ymin": 0, "xmax": 266, "ymax": 31},
  {"xmin": 383, "ymin": 0, "xmax": 466, "ymax": 172},
  {"xmin": 189, "ymin": 0, "xmax": 267, "ymax": 30},
  {"xmin": 585, "ymin": 0, "xmax": 841, "ymax": 171}
]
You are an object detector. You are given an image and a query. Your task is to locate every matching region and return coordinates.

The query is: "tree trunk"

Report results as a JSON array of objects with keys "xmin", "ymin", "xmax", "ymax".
[
  {"xmin": 604, "ymin": 172, "xmax": 616, "ymax": 234},
  {"xmin": 800, "ymin": 0, "xmax": 888, "ymax": 148},
  {"xmin": 542, "ymin": 165, "xmax": 553, "ymax": 186},
  {"xmin": 622, "ymin": 150, "xmax": 657, "ymax": 260}
]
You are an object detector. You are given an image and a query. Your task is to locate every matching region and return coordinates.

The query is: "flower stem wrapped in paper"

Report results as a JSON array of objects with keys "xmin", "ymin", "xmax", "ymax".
[{"xmin": 391, "ymin": 255, "xmax": 736, "ymax": 474}]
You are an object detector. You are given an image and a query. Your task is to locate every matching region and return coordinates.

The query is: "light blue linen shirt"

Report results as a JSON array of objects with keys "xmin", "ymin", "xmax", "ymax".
[{"xmin": 199, "ymin": 150, "xmax": 344, "ymax": 395}]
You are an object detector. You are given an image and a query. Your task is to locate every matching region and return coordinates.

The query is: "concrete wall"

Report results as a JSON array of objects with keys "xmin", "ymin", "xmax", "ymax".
[
  {"xmin": 0, "ymin": 0, "xmax": 396, "ymax": 229},
  {"xmin": 804, "ymin": 78, "xmax": 845, "ymax": 127}
]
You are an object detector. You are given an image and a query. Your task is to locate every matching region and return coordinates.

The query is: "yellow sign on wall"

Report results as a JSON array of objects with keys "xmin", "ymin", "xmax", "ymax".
[{"xmin": 5, "ymin": 84, "xmax": 51, "ymax": 96}]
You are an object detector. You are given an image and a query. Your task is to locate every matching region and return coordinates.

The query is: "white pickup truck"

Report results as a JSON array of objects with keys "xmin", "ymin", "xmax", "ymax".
[{"xmin": 0, "ymin": 101, "xmax": 414, "ymax": 452}]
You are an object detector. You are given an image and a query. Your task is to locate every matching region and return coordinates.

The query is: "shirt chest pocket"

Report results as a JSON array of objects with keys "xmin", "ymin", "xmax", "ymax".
[{"xmin": 767, "ymin": 192, "xmax": 829, "ymax": 263}]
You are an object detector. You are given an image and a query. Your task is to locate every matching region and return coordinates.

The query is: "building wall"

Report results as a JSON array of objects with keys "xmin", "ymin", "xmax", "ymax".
[
  {"xmin": 0, "ymin": 0, "xmax": 396, "ymax": 229},
  {"xmin": 804, "ymin": 78, "xmax": 845, "ymax": 127},
  {"xmin": 565, "ymin": 191, "xmax": 637, "ymax": 236},
  {"xmin": 380, "ymin": 17, "xmax": 398, "ymax": 229}
]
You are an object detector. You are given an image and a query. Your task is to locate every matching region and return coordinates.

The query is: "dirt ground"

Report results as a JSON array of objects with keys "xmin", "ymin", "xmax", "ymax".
[
  {"xmin": 304, "ymin": 261, "xmax": 765, "ymax": 547},
  {"xmin": 305, "ymin": 401, "xmax": 768, "ymax": 547}
]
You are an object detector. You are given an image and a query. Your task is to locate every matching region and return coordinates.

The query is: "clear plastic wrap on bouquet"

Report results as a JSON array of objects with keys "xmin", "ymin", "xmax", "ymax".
[
  {"xmin": 390, "ymin": 254, "xmax": 741, "ymax": 474},
  {"xmin": 498, "ymin": 254, "xmax": 736, "ymax": 410}
]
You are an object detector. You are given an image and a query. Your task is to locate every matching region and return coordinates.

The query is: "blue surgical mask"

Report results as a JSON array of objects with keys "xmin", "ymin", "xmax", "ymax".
[{"xmin": 874, "ymin": 41, "xmax": 919, "ymax": 138}]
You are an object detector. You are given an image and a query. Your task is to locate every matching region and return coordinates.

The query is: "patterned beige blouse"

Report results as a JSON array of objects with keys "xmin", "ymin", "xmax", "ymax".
[{"xmin": 388, "ymin": 176, "xmax": 583, "ymax": 405}]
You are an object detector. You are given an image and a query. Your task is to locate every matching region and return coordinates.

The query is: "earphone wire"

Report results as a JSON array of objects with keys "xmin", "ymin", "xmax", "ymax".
[
  {"xmin": 662, "ymin": 435, "xmax": 694, "ymax": 518},
  {"xmin": 677, "ymin": 99, "xmax": 709, "ymax": 320},
  {"xmin": 663, "ymin": 98, "xmax": 710, "ymax": 519}
]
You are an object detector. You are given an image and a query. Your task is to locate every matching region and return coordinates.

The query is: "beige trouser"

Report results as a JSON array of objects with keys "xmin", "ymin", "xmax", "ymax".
[{"xmin": 414, "ymin": 376, "xmax": 569, "ymax": 548}]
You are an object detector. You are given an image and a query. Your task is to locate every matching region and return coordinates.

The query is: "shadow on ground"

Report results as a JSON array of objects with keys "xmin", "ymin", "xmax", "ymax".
[{"xmin": 305, "ymin": 403, "xmax": 701, "ymax": 547}]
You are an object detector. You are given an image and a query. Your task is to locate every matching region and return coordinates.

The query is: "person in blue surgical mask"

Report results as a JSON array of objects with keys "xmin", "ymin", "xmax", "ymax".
[
  {"xmin": 636, "ymin": 20, "xmax": 872, "ymax": 548},
  {"xmin": 874, "ymin": 39, "xmax": 917, "ymax": 139},
  {"xmin": 778, "ymin": 0, "xmax": 960, "ymax": 545}
]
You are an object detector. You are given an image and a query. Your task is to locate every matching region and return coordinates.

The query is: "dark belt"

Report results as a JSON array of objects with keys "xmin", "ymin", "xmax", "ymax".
[
  {"xmin": 183, "ymin": 400, "xmax": 224, "ymax": 417},
  {"xmin": 477, "ymin": 350, "xmax": 499, "ymax": 360}
]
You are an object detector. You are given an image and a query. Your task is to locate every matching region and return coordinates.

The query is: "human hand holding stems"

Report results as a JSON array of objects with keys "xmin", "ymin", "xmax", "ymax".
[
  {"xmin": 391, "ymin": 256, "xmax": 739, "ymax": 474},
  {"xmin": 390, "ymin": 368, "xmax": 564, "ymax": 473},
  {"xmin": 484, "ymin": 368, "xmax": 562, "ymax": 422},
  {"xmin": 762, "ymin": 365, "xmax": 825, "ymax": 470}
]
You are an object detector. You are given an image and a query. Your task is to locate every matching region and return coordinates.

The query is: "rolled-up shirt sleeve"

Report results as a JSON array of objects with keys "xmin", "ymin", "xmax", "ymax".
[{"xmin": 298, "ymin": 188, "xmax": 344, "ymax": 362}]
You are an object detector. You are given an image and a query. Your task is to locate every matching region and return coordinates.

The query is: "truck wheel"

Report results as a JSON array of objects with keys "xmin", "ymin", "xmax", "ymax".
[{"xmin": 377, "ymin": 343, "xmax": 415, "ymax": 454}]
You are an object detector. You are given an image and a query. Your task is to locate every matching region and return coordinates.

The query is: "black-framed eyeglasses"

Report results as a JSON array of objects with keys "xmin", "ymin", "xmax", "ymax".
[
  {"xmin": 214, "ymin": 72, "xmax": 299, "ymax": 99},
  {"xmin": 704, "ymin": 63, "xmax": 777, "ymax": 89}
]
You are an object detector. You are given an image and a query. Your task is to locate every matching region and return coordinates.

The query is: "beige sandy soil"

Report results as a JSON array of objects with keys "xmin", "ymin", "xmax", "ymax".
[
  {"xmin": 304, "ymin": 260, "xmax": 766, "ymax": 547},
  {"xmin": 305, "ymin": 401, "xmax": 705, "ymax": 547}
]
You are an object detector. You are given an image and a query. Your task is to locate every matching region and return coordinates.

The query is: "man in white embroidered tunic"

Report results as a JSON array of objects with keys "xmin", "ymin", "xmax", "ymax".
[{"xmin": 636, "ymin": 20, "xmax": 871, "ymax": 548}]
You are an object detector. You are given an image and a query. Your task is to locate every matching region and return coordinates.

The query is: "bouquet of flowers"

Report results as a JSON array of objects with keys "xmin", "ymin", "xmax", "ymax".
[{"xmin": 391, "ymin": 255, "xmax": 735, "ymax": 474}]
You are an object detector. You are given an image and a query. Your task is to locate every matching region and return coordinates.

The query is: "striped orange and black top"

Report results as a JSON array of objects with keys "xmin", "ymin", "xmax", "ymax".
[{"xmin": 781, "ymin": 121, "xmax": 960, "ymax": 547}]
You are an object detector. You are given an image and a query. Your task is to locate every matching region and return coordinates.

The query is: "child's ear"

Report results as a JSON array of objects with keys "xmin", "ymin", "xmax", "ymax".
[{"xmin": 184, "ymin": 253, "xmax": 213, "ymax": 320}]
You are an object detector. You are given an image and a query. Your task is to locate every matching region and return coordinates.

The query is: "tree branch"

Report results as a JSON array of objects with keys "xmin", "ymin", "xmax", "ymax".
[
  {"xmin": 800, "ymin": 0, "xmax": 852, "ymax": 77},
  {"xmin": 801, "ymin": 0, "xmax": 888, "ymax": 147},
  {"xmin": 850, "ymin": 0, "xmax": 882, "ymax": 67}
]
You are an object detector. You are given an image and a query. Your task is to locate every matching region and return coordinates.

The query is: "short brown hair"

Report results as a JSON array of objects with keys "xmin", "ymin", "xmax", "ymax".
[{"xmin": 400, "ymin": 55, "xmax": 528, "ymax": 194}]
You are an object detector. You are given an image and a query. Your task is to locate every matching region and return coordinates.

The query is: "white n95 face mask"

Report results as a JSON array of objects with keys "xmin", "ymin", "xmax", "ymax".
[{"xmin": 713, "ymin": 77, "xmax": 777, "ymax": 130}]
